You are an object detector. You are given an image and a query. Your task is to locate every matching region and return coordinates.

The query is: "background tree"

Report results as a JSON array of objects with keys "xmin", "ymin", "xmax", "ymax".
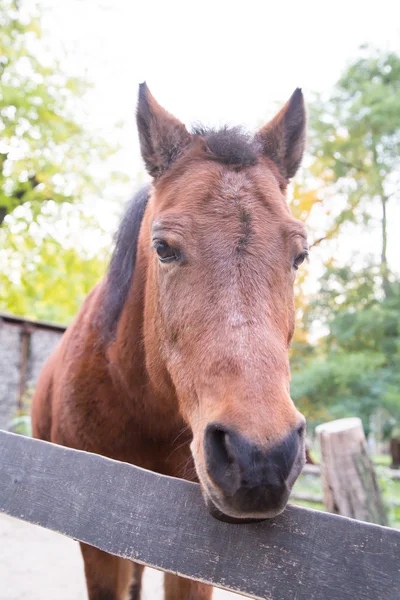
[
  {"xmin": 0, "ymin": 0, "xmax": 114, "ymax": 226},
  {"xmin": 0, "ymin": 0, "xmax": 129, "ymax": 323},
  {"xmin": 291, "ymin": 274, "xmax": 400, "ymax": 434},
  {"xmin": 0, "ymin": 204, "xmax": 109, "ymax": 322},
  {"xmin": 290, "ymin": 48, "xmax": 400, "ymax": 448},
  {"xmin": 308, "ymin": 47, "xmax": 400, "ymax": 297}
]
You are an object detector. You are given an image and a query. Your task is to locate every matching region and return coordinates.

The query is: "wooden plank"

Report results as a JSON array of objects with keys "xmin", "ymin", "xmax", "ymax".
[
  {"xmin": 291, "ymin": 491, "xmax": 400, "ymax": 509},
  {"xmin": 290, "ymin": 492, "xmax": 323, "ymax": 504},
  {"xmin": 0, "ymin": 431, "xmax": 399, "ymax": 600},
  {"xmin": 303, "ymin": 462, "xmax": 400, "ymax": 481},
  {"xmin": 302, "ymin": 464, "xmax": 321, "ymax": 476}
]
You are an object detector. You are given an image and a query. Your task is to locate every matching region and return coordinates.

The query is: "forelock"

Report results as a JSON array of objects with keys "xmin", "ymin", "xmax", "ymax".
[{"xmin": 191, "ymin": 125, "xmax": 259, "ymax": 167}]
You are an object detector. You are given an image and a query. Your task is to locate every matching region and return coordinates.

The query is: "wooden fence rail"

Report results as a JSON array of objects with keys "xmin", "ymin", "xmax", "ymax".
[
  {"xmin": 302, "ymin": 463, "xmax": 400, "ymax": 480},
  {"xmin": 0, "ymin": 430, "xmax": 399, "ymax": 600}
]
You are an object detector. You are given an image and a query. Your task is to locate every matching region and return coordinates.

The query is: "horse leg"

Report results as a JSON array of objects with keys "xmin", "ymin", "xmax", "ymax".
[
  {"xmin": 129, "ymin": 563, "xmax": 144, "ymax": 600},
  {"xmin": 80, "ymin": 543, "xmax": 141, "ymax": 600},
  {"xmin": 164, "ymin": 573, "xmax": 213, "ymax": 599}
]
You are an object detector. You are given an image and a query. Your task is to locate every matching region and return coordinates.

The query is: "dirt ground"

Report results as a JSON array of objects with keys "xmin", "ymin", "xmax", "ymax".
[{"xmin": 0, "ymin": 514, "xmax": 242, "ymax": 600}]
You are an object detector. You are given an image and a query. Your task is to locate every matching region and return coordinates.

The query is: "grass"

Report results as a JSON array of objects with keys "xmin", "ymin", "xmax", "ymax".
[
  {"xmin": 373, "ymin": 454, "xmax": 392, "ymax": 467},
  {"xmin": 293, "ymin": 472, "xmax": 322, "ymax": 497}
]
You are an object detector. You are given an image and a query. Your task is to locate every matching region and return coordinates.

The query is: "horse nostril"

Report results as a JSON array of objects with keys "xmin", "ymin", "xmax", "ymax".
[
  {"xmin": 204, "ymin": 424, "xmax": 241, "ymax": 496},
  {"xmin": 296, "ymin": 421, "xmax": 306, "ymax": 437},
  {"xmin": 211, "ymin": 427, "xmax": 233, "ymax": 464}
]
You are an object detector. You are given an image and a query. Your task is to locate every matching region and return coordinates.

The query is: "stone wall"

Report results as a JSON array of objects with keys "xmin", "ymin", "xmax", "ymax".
[{"xmin": 0, "ymin": 314, "xmax": 65, "ymax": 430}]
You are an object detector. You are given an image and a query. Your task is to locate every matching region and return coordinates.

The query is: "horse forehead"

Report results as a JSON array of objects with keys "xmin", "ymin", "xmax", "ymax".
[
  {"xmin": 218, "ymin": 169, "xmax": 252, "ymax": 199},
  {"xmin": 214, "ymin": 166, "xmax": 283, "ymax": 212},
  {"xmin": 159, "ymin": 162, "xmax": 285, "ymax": 224}
]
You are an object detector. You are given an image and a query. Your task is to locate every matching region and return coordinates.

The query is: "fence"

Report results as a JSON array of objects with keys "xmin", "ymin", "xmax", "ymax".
[
  {"xmin": 292, "ymin": 464, "xmax": 400, "ymax": 508},
  {"xmin": 1, "ymin": 430, "xmax": 399, "ymax": 600}
]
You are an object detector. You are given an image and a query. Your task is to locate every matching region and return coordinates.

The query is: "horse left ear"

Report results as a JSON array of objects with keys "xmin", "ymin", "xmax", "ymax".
[
  {"xmin": 256, "ymin": 88, "xmax": 306, "ymax": 182},
  {"xmin": 137, "ymin": 83, "xmax": 192, "ymax": 179}
]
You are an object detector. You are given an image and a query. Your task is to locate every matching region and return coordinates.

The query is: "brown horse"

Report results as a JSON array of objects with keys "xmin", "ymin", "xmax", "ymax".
[{"xmin": 32, "ymin": 83, "xmax": 308, "ymax": 600}]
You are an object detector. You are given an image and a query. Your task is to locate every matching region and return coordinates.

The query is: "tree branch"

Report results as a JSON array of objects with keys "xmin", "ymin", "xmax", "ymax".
[{"xmin": 0, "ymin": 206, "xmax": 7, "ymax": 227}]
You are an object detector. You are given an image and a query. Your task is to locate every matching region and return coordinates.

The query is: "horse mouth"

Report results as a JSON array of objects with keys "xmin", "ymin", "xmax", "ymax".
[
  {"xmin": 205, "ymin": 496, "xmax": 267, "ymax": 524},
  {"xmin": 203, "ymin": 491, "xmax": 286, "ymax": 524},
  {"xmin": 191, "ymin": 440, "xmax": 291, "ymax": 523},
  {"xmin": 193, "ymin": 451, "xmax": 289, "ymax": 524}
]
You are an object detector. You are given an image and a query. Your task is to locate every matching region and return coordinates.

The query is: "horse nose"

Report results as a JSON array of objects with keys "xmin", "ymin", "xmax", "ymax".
[{"xmin": 204, "ymin": 421, "xmax": 305, "ymax": 516}]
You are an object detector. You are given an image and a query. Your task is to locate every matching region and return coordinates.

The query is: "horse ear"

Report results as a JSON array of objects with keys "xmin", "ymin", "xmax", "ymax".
[
  {"xmin": 256, "ymin": 88, "xmax": 306, "ymax": 182},
  {"xmin": 136, "ymin": 83, "xmax": 192, "ymax": 178}
]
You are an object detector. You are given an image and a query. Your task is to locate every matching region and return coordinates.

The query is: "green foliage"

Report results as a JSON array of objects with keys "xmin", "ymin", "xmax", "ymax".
[
  {"xmin": 7, "ymin": 384, "xmax": 34, "ymax": 436},
  {"xmin": 0, "ymin": 0, "xmax": 126, "ymax": 323},
  {"xmin": 0, "ymin": 0, "xmax": 115, "ymax": 225},
  {"xmin": 292, "ymin": 274, "xmax": 400, "ymax": 432},
  {"xmin": 7, "ymin": 415, "xmax": 32, "ymax": 436},
  {"xmin": 0, "ymin": 204, "xmax": 109, "ymax": 323}
]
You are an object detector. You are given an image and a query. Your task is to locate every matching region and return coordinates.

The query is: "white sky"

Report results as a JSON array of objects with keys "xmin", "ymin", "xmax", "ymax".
[
  {"xmin": 41, "ymin": 0, "xmax": 400, "ymax": 167},
  {"xmin": 34, "ymin": 0, "xmax": 400, "ymax": 275}
]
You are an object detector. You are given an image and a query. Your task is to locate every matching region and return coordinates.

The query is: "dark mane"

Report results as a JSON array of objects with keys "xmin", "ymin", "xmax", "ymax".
[
  {"xmin": 191, "ymin": 125, "xmax": 258, "ymax": 167},
  {"xmin": 99, "ymin": 184, "xmax": 150, "ymax": 343}
]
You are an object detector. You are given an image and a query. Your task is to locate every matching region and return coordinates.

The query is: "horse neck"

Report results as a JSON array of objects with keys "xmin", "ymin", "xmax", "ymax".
[{"xmin": 105, "ymin": 253, "xmax": 184, "ymax": 440}]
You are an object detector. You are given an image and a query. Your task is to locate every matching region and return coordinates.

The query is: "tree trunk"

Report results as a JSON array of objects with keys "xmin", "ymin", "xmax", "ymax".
[
  {"xmin": 316, "ymin": 418, "xmax": 387, "ymax": 525},
  {"xmin": 372, "ymin": 141, "xmax": 390, "ymax": 298},
  {"xmin": 390, "ymin": 438, "xmax": 400, "ymax": 470},
  {"xmin": 381, "ymin": 194, "xmax": 390, "ymax": 297}
]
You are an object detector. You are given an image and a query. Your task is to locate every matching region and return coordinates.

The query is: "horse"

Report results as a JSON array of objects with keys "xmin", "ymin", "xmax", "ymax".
[{"xmin": 31, "ymin": 83, "xmax": 309, "ymax": 600}]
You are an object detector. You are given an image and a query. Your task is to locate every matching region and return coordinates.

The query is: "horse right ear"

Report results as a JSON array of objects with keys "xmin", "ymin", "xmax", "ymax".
[
  {"xmin": 136, "ymin": 83, "xmax": 192, "ymax": 179},
  {"xmin": 256, "ymin": 88, "xmax": 306, "ymax": 184}
]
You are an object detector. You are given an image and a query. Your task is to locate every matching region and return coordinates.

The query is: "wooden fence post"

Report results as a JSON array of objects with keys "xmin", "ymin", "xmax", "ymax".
[{"xmin": 316, "ymin": 417, "xmax": 388, "ymax": 525}]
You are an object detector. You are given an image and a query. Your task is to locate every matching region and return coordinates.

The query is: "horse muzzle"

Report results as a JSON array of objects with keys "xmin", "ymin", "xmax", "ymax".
[{"xmin": 201, "ymin": 421, "xmax": 305, "ymax": 522}]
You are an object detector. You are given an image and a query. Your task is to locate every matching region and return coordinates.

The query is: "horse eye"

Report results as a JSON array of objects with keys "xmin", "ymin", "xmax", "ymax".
[
  {"xmin": 154, "ymin": 241, "xmax": 181, "ymax": 263},
  {"xmin": 293, "ymin": 250, "xmax": 309, "ymax": 270}
]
